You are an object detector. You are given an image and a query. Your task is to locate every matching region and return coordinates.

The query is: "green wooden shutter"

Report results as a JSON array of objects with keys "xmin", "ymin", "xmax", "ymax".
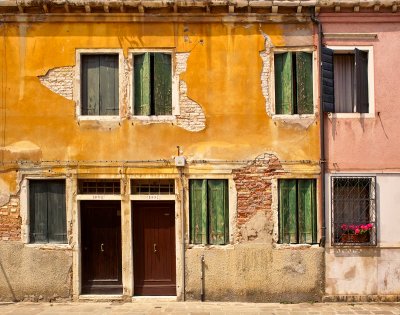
[
  {"xmin": 279, "ymin": 180, "xmax": 297, "ymax": 243},
  {"xmin": 190, "ymin": 180, "xmax": 207, "ymax": 244},
  {"xmin": 99, "ymin": 55, "xmax": 119, "ymax": 115},
  {"xmin": 355, "ymin": 49, "xmax": 369, "ymax": 113},
  {"xmin": 81, "ymin": 55, "xmax": 100, "ymax": 115},
  {"xmin": 47, "ymin": 181, "xmax": 67, "ymax": 244},
  {"xmin": 134, "ymin": 53, "xmax": 151, "ymax": 115},
  {"xmin": 296, "ymin": 52, "xmax": 313, "ymax": 114},
  {"xmin": 208, "ymin": 180, "xmax": 228, "ymax": 245},
  {"xmin": 153, "ymin": 53, "xmax": 172, "ymax": 115},
  {"xmin": 275, "ymin": 52, "xmax": 293, "ymax": 114},
  {"xmin": 29, "ymin": 181, "xmax": 49, "ymax": 243},
  {"xmin": 298, "ymin": 180, "xmax": 316, "ymax": 244}
]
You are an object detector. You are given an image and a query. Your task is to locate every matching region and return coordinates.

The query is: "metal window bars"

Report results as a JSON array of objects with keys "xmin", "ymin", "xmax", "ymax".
[
  {"xmin": 331, "ymin": 176, "xmax": 377, "ymax": 246},
  {"xmin": 131, "ymin": 179, "xmax": 175, "ymax": 195},
  {"xmin": 78, "ymin": 179, "xmax": 121, "ymax": 194}
]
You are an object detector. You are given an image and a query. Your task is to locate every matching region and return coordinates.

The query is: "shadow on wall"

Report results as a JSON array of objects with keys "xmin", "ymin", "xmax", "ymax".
[{"xmin": 0, "ymin": 257, "xmax": 16, "ymax": 301}]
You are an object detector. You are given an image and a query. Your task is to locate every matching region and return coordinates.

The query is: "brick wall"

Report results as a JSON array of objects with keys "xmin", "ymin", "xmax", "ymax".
[
  {"xmin": 0, "ymin": 197, "xmax": 21, "ymax": 241},
  {"xmin": 233, "ymin": 153, "xmax": 284, "ymax": 241}
]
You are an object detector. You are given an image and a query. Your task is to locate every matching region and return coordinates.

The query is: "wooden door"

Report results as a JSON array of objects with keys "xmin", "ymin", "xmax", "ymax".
[
  {"xmin": 133, "ymin": 201, "xmax": 176, "ymax": 296},
  {"xmin": 81, "ymin": 201, "xmax": 122, "ymax": 294}
]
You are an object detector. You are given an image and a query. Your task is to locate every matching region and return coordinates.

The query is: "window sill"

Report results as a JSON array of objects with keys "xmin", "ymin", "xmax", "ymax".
[
  {"xmin": 327, "ymin": 112, "xmax": 375, "ymax": 119},
  {"xmin": 187, "ymin": 244, "xmax": 233, "ymax": 249},
  {"xmin": 77, "ymin": 115, "xmax": 121, "ymax": 122},
  {"xmin": 272, "ymin": 114, "xmax": 315, "ymax": 120},
  {"xmin": 274, "ymin": 243, "xmax": 320, "ymax": 250},
  {"xmin": 24, "ymin": 243, "xmax": 72, "ymax": 250},
  {"xmin": 132, "ymin": 115, "xmax": 176, "ymax": 122}
]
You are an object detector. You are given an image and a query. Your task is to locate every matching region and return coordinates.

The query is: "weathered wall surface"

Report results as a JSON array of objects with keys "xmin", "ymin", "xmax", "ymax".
[
  {"xmin": 325, "ymin": 174, "xmax": 400, "ymax": 297},
  {"xmin": 321, "ymin": 15, "xmax": 400, "ymax": 172},
  {"xmin": 0, "ymin": 19, "xmax": 321, "ymax": 301},
  {"xmin": 0, "ymin": 242, "xmax": 72, "ymax": 301},
  {"xmin": 186, "ymin": 245, "xmax": 324, "ymax": 302}
]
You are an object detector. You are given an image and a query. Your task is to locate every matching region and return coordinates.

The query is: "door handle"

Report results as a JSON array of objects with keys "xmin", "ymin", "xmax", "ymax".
[
  {"xmin": 153, "ymin": 243, "xmax": 157, "ymax": 253},
  {"xmin": 100, "ymin": 243, "xmax": 104, "ymax": 252}
]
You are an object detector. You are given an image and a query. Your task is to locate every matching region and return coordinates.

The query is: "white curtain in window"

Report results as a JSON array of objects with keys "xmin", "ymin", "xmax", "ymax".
[{"xmin": 334, "ymin": 54, "xmax": 354, "ymax": 113}]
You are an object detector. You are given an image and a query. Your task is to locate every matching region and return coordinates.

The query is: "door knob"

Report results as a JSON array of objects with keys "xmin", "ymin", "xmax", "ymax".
[
  {"xmin": 153, "ymin": 243, "xmax": 157, "ymax": 253},
  {"xmin": 100, "ymin": 243, "xmax": 104, "ymax": 252}
]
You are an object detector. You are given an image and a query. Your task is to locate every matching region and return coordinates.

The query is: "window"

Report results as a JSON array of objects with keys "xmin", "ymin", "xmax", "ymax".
[
  {"xmin": 331, "ymin": 177, "xmax": 376, "ymax": 245},
  {"xmin": 189, "ymin": 179, "xmax": 229, "ymax": 245},
  {"xmin": 29, "ymin": 180, "xmax": 67, "ymax": 244},
  {"xmin": 81, "ymin": 54, "xmax": 119, "ymax": 116},
  {"xmin": 274, "ymin": 52, "xmax": 313, "ymax": 115},
  {"xmin": 278, "ymin": 179, "xmax": 317, "ymax": 244},
  {"xmin": 322, "ymin": 47, "xmax": 372, "ymax": 114},
  {"xmin": 133, "ymin": 52, "xmax": 172, "ymax": 116}
]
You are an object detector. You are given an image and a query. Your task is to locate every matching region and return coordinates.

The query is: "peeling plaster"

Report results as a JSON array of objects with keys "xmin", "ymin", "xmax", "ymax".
[
  {"xmin": 38, "ymin": 66, "xmax": 74, "ymax": 100},
  {"xmin": 0, "ymin": 141, "xmax": 42, "ymax": 161}
]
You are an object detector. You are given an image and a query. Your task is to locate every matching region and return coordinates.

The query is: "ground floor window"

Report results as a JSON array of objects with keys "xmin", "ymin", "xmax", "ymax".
[
  {"xmin": 189, "ymin": 179, "xmax": 229, "ymax": 245},
  {"xmin": 29, "ymin": 180, "xmax": 67, "ymax": 244},
  {"xmin": 278, "ymin": 179, "xmax": 317, "ymax": 244},
  {"xmin": 331, "ymin": 176, "xmax": 376, "ymax": 245}
]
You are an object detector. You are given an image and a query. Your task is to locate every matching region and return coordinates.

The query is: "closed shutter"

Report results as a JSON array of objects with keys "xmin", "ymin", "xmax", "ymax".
[
  {"xmin": 190, "ymin": 180, "xmax": 207, "ymax": 244},
  {"xmin": 47, "ymin": 181, "xmax": 67, "ymax": 243},
  {"xmin": 321, "ymin": 47, "xmax": 335, "ymax": 113},
  {"xmin": 99, "ymin": 55, "xmax": 119, "ymax": 115},
  {"xmin": 279, "ymin": 180, "xmax": 297, "ymax": 243},
  {"xmin": 275, "ymin": 52, "xmax": 293, "ymax": 114},
  {"xmin": 82, "ymin": 55, "xmax": 100, "ymax": 115},
  {"xmin": 208, "ymin": 180, "xmax": 228, "ymax": 245},
  {"xmin": 296, "ymin": 52, "xmax": 313, "ymax": 114},
  {"xmin": 153, "ymin": 53, "xmax": 172, "ymax": 115},
  {"xmin": 30, "ymin": 181, "xmax": 49, "ymax": 243},
  {"xmin": 355, "ymin": 48, "xmax": 369, "ymax": 113},
  {"xmin": 298, "ymin": 180, "xmax": 317, "ymax": 244},
  {"xmin": 134, "ymin": 53, "xmax": 151, "ymax": 115}
]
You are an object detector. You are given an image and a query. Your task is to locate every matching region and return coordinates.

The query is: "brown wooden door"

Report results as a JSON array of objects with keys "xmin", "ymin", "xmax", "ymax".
[
  {"xmin": 133, "ymin": 201, "xmax": 176, "ymax": 296},
  {"xmin": 81, "ymin": 201, "xmax": 122, "ymax": 294}
]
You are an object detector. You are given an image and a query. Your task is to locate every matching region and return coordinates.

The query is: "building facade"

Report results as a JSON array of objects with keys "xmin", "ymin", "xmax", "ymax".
[{"xmin": 0, "ymin": 0, "xmax": 323, "ymax": 302}]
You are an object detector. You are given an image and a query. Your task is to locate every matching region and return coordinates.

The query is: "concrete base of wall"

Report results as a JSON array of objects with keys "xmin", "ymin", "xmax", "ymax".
[
  {"xmin": 0, "ymin": 242, "xmax": 73, "ymax": 302},
  {"xmin": 323, "ymin": 295, "xmax": 400, "ymax": 302},
  {"xmin": 185, "ymin": 244, "xmax": 325, "ymax": 303}
]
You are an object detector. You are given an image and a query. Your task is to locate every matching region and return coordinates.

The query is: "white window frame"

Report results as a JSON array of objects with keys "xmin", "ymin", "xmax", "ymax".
[
  {"xmin": 74, "ymin": 49, "xmax": 124, "ymax": 121},
  {"xmin": 128, "ymin": 49, "xmax": 180, "ymax": 121},
  {"xmin": 271, "ymin": 47, "xmax": 317, "ymax": 119},
  {"xmin": 327, "ymin": 45, "xmax": 375, "ymax": 119}
]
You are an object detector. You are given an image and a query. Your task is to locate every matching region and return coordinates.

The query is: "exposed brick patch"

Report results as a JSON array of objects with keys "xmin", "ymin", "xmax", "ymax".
[
  {"xmin": 233, "ymin": 153, "xmax": 284, "ymax": 242},
  {"xmin": 38, "ymin": 67, "xmax": 74, "ymax": 100},
  {"xmin": 175, "ymin": 53, "xmax": 206, "ymax": 131},
  {"xmin": 0, "ymin": 197, "xmax": 21, "ymax": 241}
]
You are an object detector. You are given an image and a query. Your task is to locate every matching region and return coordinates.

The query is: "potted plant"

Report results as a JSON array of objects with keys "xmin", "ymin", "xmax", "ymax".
[{"xmin": 339, "ymin": 223, "xmax": 373, "ymax": 243}]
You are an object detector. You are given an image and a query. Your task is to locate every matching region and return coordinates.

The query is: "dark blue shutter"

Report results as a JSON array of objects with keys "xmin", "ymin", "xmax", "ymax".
[
  {"xmin": 355, "ymin": 48, "xmax": 369, "ymax": 113},
  {"xmin": 321, "ymin": 47, "xmax": 335, "ymax": 113}
]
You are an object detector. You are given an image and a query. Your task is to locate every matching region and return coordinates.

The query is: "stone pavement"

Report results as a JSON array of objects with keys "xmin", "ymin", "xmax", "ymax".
[{"xmin": 0, "ymin": 301, "xmax": 400, "ymax": 315}]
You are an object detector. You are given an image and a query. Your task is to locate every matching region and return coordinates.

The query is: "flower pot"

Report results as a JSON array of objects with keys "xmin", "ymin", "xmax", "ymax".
[{"xmin": 340, "ymin": 233, "xmax": 370, "ymax": 243}]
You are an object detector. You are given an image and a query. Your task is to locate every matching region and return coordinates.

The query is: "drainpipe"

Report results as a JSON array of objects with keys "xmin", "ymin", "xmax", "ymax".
[
  {"xmin": 177, "ymin": 146, "xmax": 186, "ymax": 301},
  {"xmin": 310, "ymin": 9, "xmax": 326, "ymax": 247},
  {"xmin": 200, "ymin": 254, "xmax": 205, "ymax": 301}
]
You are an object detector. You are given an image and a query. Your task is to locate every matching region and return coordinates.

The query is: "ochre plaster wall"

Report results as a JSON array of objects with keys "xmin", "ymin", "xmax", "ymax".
[{"xmin": 0, "ymin": 20, "xmax": 322, "ymax": 302}]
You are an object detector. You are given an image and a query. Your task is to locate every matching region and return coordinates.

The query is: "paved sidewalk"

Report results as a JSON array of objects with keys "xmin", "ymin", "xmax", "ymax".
[{"xmin": 0, "ymin": 301, "xmax": 400, "ymax": 315}]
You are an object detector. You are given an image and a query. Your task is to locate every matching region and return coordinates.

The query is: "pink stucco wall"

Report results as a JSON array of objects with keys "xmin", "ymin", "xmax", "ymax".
[{"xmin": 320, "ymin": 14, "xmax": 400, "ymax": 172}]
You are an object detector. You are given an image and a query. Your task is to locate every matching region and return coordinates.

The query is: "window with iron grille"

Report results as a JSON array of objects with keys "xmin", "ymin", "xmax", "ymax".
[
  {"xmin": 131, "ymin": 179, "xmax": 175, "ymax": 195},
  {"xmin": 331, "ymin": 176, "xmax": 376, "ymax": 245}
]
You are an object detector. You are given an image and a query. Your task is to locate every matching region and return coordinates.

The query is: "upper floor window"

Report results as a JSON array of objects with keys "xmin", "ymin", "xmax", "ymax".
[
  {"xmin": 322, "ymin": 46, "xmax": 374, "ymax": 115},
  {"xmin": 133, "ymin": 52, "xmax": 172, "ymax": 116},
  {"xmin": 29, "ymin": 180, "xmax": 67, "ymax": 244},
  {"xmin": 189, "ymin": 179, "xmax": 229, "ymax": 245},
  {"xmin": 81, "ymin": 54, "xmax": 119, "ymax": 116},
  {"xmin": 274, "ymin": 51, "xmax": 313, "ymax": 115},
  {"xmin": 278, "ymin": 179, "xmax": 317, "ymax": 244}
]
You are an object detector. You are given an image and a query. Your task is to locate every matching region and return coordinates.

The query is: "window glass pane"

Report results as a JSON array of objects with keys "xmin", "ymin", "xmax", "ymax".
[{"xmin": 334, "ymin": 54, "xmax": 354, "ymax": 113}]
